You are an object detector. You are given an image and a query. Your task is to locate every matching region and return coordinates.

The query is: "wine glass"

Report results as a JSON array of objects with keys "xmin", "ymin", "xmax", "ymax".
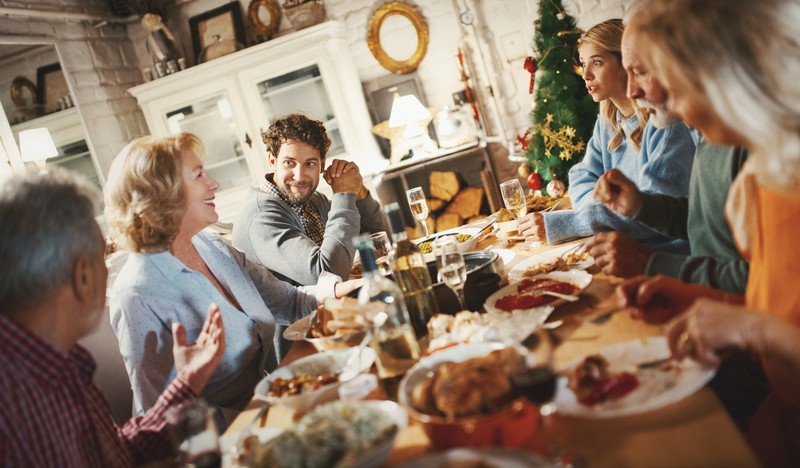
[
  {"xmin": 405, "ymin": 186, "xmax": 430, "ymax": 238},
  {"xmin": 434, "ymin": 236, "xmax": 468, "ymax": 311},
  {"xmin": 499, "ymin": 179, "xmax": 527, "ymax": 221},
  {"xmin": 499, "ymin": 179, "xmax": 535, "ymax": 250},
  {"xmin": 369, "ymin": 231, "xmax": 394, "ymax": 275},
  {"xmin": 511, "ymin": 329, "xmax": 557, "ymax": 414}
]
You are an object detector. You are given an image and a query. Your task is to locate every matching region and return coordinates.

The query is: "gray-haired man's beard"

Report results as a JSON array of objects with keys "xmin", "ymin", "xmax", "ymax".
[{"xmin": 637, "ymin": 99, "xmax": 679, "ymax": 128}]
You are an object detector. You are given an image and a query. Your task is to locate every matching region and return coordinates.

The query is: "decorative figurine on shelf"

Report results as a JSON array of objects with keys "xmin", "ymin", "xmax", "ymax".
[
  {"xmin": 282, "ymin": 0, "xmax": 326, "ymax": 30},
  {"xmin": 141, "ymin": 13, "xmax": 183, "ymax": 77}
]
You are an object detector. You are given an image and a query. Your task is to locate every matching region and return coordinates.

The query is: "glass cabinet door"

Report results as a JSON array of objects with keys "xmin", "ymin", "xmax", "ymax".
[
  {"xmin": 255, "ymin": 64, "xmax": 345, "ymax": 157},
  {"xmin": 164, "ymin": 93, "xmax": 250, "ymax": 191}
]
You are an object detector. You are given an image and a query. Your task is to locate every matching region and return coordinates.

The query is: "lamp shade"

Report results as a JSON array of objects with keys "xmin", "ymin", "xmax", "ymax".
[
  {"xmin": 19, "ymin": 128, "xmax": 59, "ymax": 163},
  {"xmin": 389, "ymin": 94, "xmax": 431, "ymax": 128}
]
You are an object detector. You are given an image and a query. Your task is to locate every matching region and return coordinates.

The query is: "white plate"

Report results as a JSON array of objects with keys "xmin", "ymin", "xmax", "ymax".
[
  {"xmin": 554, "ymin": 337, "xmax": 716, "ymax": 418},
  {"xmin": 400, "ymin": 447, "xmax": 550, "ymax": 468},
  {"xmin": 484, "ymin": 269, "xmax": 593, "ymax": 315},
  {"xmin": 508, "ymin": 243, "xmax": 594, "ymax": 282}
]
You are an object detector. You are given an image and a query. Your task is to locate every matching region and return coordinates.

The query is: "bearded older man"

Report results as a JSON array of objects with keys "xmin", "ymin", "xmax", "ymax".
[{"xmin": 585, "ymin": 10, "xmax": 749, "ymax": 294}]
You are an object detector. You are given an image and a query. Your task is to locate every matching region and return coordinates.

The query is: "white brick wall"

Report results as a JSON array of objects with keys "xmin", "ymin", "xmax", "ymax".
[{"xmin": 1, "ymin": 0, "xmax": 630, "ymax": 178}]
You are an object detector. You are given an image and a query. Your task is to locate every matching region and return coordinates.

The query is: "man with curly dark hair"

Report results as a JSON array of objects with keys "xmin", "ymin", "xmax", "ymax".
[{"xmin": 232, "ymin": 114, "xmax": 386, "ymax": 352}]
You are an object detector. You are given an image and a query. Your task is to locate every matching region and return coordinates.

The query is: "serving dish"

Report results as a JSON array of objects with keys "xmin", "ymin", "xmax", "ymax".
[
  {"xmin": 398, "ymin": 343, "xmax": 540, "ymax": 449},
  {"xmin": 254, "ymin": 347, "xmax": 376, "ymax": 414}
]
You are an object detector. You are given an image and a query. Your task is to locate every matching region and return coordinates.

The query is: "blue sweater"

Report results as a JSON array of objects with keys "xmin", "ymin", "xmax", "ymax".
[{"xmin": 543, "ymin": 115, "xmax": 697, "ymax": 253}]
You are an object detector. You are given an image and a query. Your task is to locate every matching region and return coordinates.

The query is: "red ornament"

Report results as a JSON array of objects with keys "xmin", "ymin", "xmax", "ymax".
[
  {"xmin": 527, "ymin": 172, "xmax": 543, "ymax": 191},
  {"xmin": 524, "ymin": 56, "xmax": 537, "ymax": 94}
]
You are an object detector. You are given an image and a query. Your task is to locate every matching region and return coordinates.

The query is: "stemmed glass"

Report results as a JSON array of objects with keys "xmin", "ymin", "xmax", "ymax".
[
  {"xmin": 511, "ymin": 329, "xmax": 557, "ymax": 414},
  {"xmin": 405, "ymin": 186, "xmax": 430, "ymax": 238},
  {"xmin": 369, "ymin": 231, "xmax": 394, "ymax": 275},
  {"xmin": 499, "ymin": 179, "xmax": 527, "ymax": 221},
  {"xmin": 499, "ymin": 179, "xmax": 533, "ymax": 250},
  {"xmin": 434, "ymin": 236, "xmax": 468, "ymax": 311}
]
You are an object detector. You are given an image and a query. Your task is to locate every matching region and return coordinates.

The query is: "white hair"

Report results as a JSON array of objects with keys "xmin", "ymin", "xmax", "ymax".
[
  {"xmin": 0, "ymin": 168, "xmax": 102, "ymax": 309},
  {"xmin": 631, "ymin": 0, "xmax": 800, "ymax": 191}
]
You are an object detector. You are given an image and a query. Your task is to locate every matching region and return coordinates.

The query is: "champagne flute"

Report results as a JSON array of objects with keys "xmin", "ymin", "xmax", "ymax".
[
  {"xmin": 499, "ymin": 179, "xmax": 534, "ymax": 250},
  {"xmin": 405, "ymin": 186, "xmax": 430, "ymax": 238},
  {"xmin": 435, "ymin": 236, "xmax": 468, "ymax": 311},
  {"xmin": 499, "ymin": 179, "xmax": 527, "ymax": 221}
]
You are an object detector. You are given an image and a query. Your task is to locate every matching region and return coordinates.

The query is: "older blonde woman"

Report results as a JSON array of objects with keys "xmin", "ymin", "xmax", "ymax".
[
  {"xmin": 517, "ymin": 18, "xmax": 696, "ymax": 251},
  {"xmin": 614, "ymin": 0, "xmax": 800, "ymax": 464},
  {"xmin": 105, "ymin": 133, "xmax": 356, "ymax": 423}
]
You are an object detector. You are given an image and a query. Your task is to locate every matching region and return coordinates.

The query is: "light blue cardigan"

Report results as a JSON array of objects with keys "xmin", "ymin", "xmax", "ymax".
[{"xmin": 543, "ymin": 114, "xmax": 698, "ymax": 253}]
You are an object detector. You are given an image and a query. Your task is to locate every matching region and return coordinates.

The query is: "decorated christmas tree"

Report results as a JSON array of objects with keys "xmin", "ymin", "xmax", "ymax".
[{"xmin": 521, "ymin": 0, "xmax": 597, "ymax": 194}]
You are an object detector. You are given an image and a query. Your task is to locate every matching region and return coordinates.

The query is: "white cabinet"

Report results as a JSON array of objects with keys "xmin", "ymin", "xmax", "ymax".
[
  {"xmin": 11, "ymin": 107, "xmax": 102, "ymax": 189},
  {"xmin": 128, "ymin": 21, "xmax": 384, "ymax": 222}
]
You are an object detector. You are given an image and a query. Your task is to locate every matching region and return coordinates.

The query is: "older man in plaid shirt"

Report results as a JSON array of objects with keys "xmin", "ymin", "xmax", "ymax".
[{"xmin": 0, "ymin": 169, "xmax": 225, "ymax": 467}]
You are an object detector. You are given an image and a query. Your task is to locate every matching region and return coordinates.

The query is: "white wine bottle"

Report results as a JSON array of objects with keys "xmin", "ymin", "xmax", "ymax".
[
  {"xmin": 383, "ymin": 203, "xmax": 439, "ymax": 339},
  {"xmin": 354, "ymin": 235, "xmax": 420, "ymax": 398}
]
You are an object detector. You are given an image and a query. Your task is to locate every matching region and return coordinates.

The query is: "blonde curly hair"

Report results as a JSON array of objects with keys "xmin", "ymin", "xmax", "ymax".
[{"xmin": 104, "ymin": 132, "xmax": 205, "ymax": 252}]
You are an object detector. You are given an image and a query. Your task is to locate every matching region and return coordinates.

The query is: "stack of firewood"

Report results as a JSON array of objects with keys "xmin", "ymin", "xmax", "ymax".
[{"xmin": 423, "ymin": 171, "xmax": 488, "ymax": 234}]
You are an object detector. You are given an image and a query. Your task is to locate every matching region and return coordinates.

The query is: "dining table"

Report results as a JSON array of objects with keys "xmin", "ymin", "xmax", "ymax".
[{"xmin": 225, "ymin": 220, "xmax": 761, "ymax": 467}]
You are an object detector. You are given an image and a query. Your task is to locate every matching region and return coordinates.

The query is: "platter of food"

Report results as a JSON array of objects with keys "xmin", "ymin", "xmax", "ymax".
[
  {"xmin": 414, "ymin": 227, "xmax": 481, "ymax": 263},
  {"xmin": 254, "ymin": 346, "xmax": 376, "ymax": 414},
  {"xmin": 237, "ymin": 400, "xmax": 406, "ymax": 468},
  {"xmin": 484, "ymin": 270, "xmax": 592, "ymax": 315},
  {"xmin": 425, "ymin": 309, "xmax": 554, "ymax": 354},
  {"xmin": 508, "ymin": 243, "xmax": 594, "ymax": 282},
  {"xmin": 554, "ymin": 337, "xmax": 716, "ymax": 418},
  {"xmin": 283, "ymin": 297, "xmax": 368, "ymax": 352}
]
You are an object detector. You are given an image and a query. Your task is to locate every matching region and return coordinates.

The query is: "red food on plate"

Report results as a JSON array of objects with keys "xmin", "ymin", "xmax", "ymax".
[
  {"xmin": 518, "ymin": 278, "xmax": 578, "ymax": 296},
  {"xmin": 568, "ymin": 354, "xmax": 640, "ymax": 406},
  {"xmin": 494, "ymin": 278, "xmax": 579, "ymax": 312}
]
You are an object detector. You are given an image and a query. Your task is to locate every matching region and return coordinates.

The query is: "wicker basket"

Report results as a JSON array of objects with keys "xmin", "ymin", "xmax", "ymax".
[{"xmin": 284, "ymin": 0, "xmax": 326, "ymax": 30}]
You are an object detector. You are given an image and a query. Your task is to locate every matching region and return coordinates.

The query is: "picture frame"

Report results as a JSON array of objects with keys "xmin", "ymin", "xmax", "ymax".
[
  {"xmin": 36, "ymin": 63, "xmax": 69, "ymax": 113},
  {"xmin": 189, "ymin": 2, "xmax": 247, "ymax": 63}
]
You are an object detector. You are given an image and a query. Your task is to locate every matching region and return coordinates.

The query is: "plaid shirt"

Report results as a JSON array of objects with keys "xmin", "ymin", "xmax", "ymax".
[{"xmin": 0, "ymin": 314, "xmax": 195, "ymax": 467}]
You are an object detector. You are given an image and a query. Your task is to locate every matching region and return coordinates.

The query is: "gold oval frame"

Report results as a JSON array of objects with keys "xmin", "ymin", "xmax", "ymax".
[
  {"xmin": 367, "ymin": 2, "xmax": 429, "ymax": 74},
  {"xmin": 248, "ymin": 0, "xmax": 281, "ymax": 38},
  {"xmin": 10, "ymin": 76, "xmax": 37, "ymax": 108}
]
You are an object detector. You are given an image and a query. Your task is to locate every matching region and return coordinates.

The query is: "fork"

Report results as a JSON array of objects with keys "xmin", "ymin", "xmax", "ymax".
[{"xmin": 559, "ymin": 242, "xmax": 585, "ymax": 260}]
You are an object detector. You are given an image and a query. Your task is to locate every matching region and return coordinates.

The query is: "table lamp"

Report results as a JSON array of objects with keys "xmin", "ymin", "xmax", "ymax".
[
  {"xmin": 19, "ymin": 127, "xmax": 59, "ymax": 170},
  {"xmin": 388, "ymin": 93, "xmax": 437, "ymax": 163}
]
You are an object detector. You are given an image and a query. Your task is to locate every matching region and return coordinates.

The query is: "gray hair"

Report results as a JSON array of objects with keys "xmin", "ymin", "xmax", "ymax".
[
  {"xmin": 0, "ymin": 168, "xmax": 102, "ymax": 310},
  {"xmin": 630, "ymin": 0, "xmax": 800, "ymax": 191}
]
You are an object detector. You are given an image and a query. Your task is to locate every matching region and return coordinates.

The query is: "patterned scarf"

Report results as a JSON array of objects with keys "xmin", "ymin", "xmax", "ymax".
[{"xmin": 263, "ymin": 174, "xmax": 325, "ymax": 246}]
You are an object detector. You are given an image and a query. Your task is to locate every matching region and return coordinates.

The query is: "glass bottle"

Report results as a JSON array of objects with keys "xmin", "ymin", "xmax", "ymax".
[
  {"xmin": 384, "ymin": 203, "xmax": 439, "ymax": 339},
  {"xmin": 354, "ymin": 235, "xmax": 421, "ymax": 399}
]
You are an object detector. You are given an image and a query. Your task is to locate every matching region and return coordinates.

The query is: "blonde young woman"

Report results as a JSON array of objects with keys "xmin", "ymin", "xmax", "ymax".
[
  {"xmin": 613, "ymin": 0, "xmax": 800, "ymax": 464},
  {"xmin": 105, "ymin": 133, "xmax": 358, "ymax": 424},
  {"xmin": 518, "ymin": 18, "xmax": 697, "ymax": 251}
]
